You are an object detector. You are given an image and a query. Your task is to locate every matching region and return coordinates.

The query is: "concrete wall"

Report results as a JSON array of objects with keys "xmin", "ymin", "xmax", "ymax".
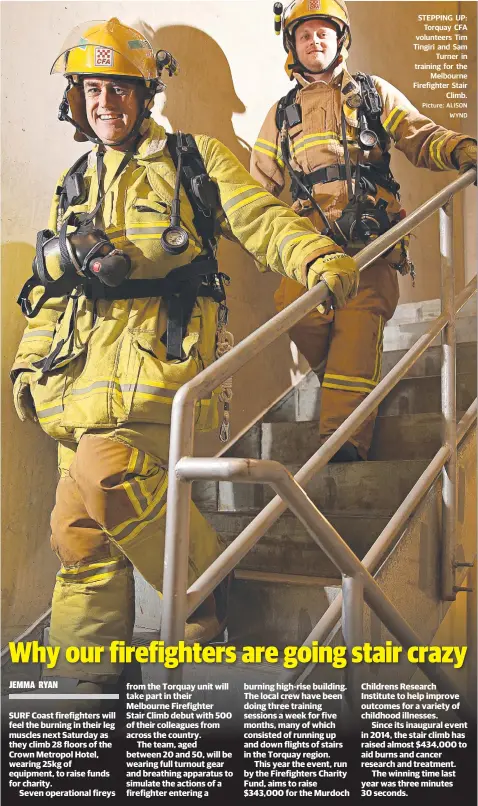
[
  {"xmin": 410, "ymin": 565, "xmax": 477, "ymax": 706},
  {"xmin": 1, "ymin": 1, "xmax": 476, "ymax": 640}
]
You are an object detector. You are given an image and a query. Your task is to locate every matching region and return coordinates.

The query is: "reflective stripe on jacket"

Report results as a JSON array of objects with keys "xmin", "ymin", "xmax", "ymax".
[{"xmin": 12, "ymin": 120, "xmax": 343, "ymax": 440}]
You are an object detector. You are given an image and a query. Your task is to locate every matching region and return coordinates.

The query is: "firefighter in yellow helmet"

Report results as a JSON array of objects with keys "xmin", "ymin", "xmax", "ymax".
[
  {"xmin": 252, "ymin": 0, "xmax": 477, "ymax": 461},
  {"xmin": 11, "ymin": 18, "xmax": 358, "ymax": 688}
]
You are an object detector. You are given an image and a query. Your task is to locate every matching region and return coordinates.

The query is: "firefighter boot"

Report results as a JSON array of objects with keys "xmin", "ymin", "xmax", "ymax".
[
  {"xmin": 184, "ymin": 572, "xmax": 233, "ymax": 645},
  {"xmin": 75, "ymin": 681, "xmax": 104, "ymax": 694},
  {"xmin": 329, "ymin": 442, "xmax": 365, "ymax": 462}
]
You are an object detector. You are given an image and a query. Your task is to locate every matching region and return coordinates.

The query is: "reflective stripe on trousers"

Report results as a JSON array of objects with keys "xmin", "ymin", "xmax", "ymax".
[
  {"xmin": 275, "ymin": 260, "xmax": 400, "ymax": 459},
  {"xmin": 47, "ymin": 433, "xmax": 223, "ymax": 681}
]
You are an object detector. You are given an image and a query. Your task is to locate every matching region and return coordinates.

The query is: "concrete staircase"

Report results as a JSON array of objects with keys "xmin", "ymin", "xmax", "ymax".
[{"xmin": 191, "ymin": 297, "xmax": 477, "ymax": 650}]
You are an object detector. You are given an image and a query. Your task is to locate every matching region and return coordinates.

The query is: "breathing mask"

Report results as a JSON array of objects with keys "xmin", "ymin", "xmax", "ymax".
[{"xmin": 18, "ymin": 222, "xmax": 131, "ymax": 318}]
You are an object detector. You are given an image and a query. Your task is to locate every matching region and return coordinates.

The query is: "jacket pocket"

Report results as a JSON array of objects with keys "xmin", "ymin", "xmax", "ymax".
[
  {"xmin": 118, "ymin": 300, "xmax": 219, "ymax": 430},
  {"xmin": 29, "ymin": 297, "xmax": 93, "ymax": 435},
  {"xmin": 119, "ymin": 318, "xmax": 201, "ymax": 425},
  {"xmin": 30, "ymin": 368, "xmax": 68, "ymax": 436},
  {"xmin": 132, "ymin": 197, "xmax": 170, "ymax": 215},
  {"xmin": 126, "ymin": 196, "xmax": 170, "ymax": 243}
]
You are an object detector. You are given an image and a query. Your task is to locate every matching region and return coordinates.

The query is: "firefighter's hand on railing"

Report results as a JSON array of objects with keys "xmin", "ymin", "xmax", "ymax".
[
  {"xmin": 452, "ymin": 139, "xmax": 477, "ymax": 184},
  {"xmin": 307, "ymin": 252, "xmax": 359, "ymax": 313},
  {"xmin": 13, "ymin": 372, "xmax": 37, "ymax": 423}
]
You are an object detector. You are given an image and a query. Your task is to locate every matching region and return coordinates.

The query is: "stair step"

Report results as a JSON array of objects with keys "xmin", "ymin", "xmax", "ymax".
[
  {"xmin": 378, "ymin": 372, "xmax": 475, "ymax": 417},
  {"xmin": 263, "ymin": 369, "xmax": 475, "ymax": 423},
  {"xmin": 385, "ymin": 294, "xmax": 476, "ymax": 326},
  {"xmin": 192, "ymin": 459, "xmax": 427, "ymax": 515},
  {"xmin": 260, "ymin": 421, "xmax": 329, "ymax": 464},
  {"xmin": 260, "ymin": 412, "xmax": 463, "ymax": 463},
  {"xmin": 369, "ymin": 414, "xmax": 445, "ymax": 460},
  {"xmin": 383, "ymin": 315, "xmax": 476, "ymax": 351},
  {"xmin": 266, "ymin": 459, "xmax": 428, "ymax": 512},
  {"xmin": 229, "ymin": 578, "xmax": 340, "ymax": 646},
  {"xmin": 207, "ymin": 511, "xmax": 390, "ymax": 578},
  {"xmin": 143, "ymin": 657, "xmax": 285, "ymax": 688},
  {"xmin": 209, "ymin": 510, "xmax": 391, "ymax": 544},
  {"xmin": 380, "ymin": 341, "xmax": 476, "ymax": 379},
  {"xmin": 263, "ymin": 371, "xmax": 321, "ymax": 423}
]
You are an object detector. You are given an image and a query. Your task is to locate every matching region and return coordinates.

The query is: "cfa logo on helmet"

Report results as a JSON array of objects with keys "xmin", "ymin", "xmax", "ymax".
[{"xmin": 95, "ymin": 47, "xmax": 114, "ymax": 67}]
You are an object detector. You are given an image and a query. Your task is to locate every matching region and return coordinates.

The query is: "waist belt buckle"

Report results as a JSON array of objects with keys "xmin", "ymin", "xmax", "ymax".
[{"xmin": 326, "ymin": 165, "xmax": 342, "ymax": 183}]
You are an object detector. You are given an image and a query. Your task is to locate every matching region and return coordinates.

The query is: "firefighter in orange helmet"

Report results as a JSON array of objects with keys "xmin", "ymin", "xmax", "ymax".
[{"xmin": 253, "ymin": 0, "xmax": 477, "ymax": 461}]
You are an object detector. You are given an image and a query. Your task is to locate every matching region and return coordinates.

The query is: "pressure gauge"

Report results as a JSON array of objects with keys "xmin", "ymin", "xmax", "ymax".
[
  {"xmin": 346, "ymin": 93, "xmax": 362, "ymax": 109},
  {"xmin": 161, "ymin": 226, "xmax": 190, "ymax": 255},
  {"xmin": 358, "ymin": 128, "xmax": 379, "ymax": 150}
]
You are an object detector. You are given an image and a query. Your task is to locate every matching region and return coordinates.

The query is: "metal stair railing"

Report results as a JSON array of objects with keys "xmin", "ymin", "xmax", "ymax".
[
  {"xmin": 162, "ymin": 169, "xmax": 476, "ymax": 695},
  {"xmin": 278, "ymin": 398, "xmax": 477, "ymax": 686}
]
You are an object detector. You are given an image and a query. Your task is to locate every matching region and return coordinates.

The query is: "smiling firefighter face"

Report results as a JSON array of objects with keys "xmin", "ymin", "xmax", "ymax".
[
  {"xmin": 294, "ymin": 18, "xmax": 339, "ymax": 75},
  {"xmin": 83, "ymin": 76, "xmax": 143, "ymax": 147}
]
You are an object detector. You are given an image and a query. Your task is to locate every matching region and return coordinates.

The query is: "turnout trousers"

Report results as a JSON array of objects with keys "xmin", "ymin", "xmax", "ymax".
[
  {"xmin": 275, "ymin": 260, "xmax": 400, "ymax": 459},
  {"xmin": 47, "ymin": 429, "xmax": 223, "ymax": 682}
]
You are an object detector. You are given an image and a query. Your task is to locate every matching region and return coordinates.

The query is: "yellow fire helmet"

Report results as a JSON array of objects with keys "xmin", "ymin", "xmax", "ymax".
[
  {"xmin": 275, "ymin": 0, "xmax": 351, "ymax": 78},
  {"xmin": 51, "ymin": 18, "xmax": 178, "ymax": 144}
]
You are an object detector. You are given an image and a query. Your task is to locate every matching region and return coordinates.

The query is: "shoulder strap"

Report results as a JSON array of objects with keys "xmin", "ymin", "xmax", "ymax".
[
  {"xmin": 57, "ymin": 151, "xmax": 91, "ymax": 216},
  {"xmin": 167, "ymin": 132, "xmax": 218, "ymax": 255},
  {"xmin": 353, "ymin": 73, "xmax": 382, "ymax": 116},
  {"xmin": 56, "ymin": 151, "xmax": 91, "ymax": 216},
  {"xmin": 56, "ymin": 151, "xmax": 91, "ymax": 197},
  {"xmin": 353, "ymin": 73, "xmax": 389, "ymax": 152},
  {"xmin": 275, "ymin": 85, "xmax": 300, "ymax": 131}
]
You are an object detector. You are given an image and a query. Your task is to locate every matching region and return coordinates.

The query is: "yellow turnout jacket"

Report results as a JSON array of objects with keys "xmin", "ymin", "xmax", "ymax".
[{"xmin": 12, "ymin": 120, "xmax": 345, "ymax": 440}]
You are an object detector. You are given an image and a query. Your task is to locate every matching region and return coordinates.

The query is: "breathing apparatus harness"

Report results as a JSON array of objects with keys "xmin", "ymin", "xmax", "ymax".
[
  {"xmin": 276, "ymin": 73, "xmax": 411, "ymax": 264},
  {"xmin": 18, "ymin": 133, "xmax": 229, "ymax": 368}
]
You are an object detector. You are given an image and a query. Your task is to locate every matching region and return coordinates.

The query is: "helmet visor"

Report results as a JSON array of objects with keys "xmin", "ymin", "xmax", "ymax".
[{"xmin": 50, "ymin": 20, "xmax": 157, "ymax": 80}]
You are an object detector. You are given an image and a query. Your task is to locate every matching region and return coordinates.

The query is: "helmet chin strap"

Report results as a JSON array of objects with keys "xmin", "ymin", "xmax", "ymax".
[
  {"xmin": 58, "ymin": 86, "xmax": 102, "ymax": 143},
  {"xmin": 58, "ymin": 81, "xmax": 155, "ymax": 148}
]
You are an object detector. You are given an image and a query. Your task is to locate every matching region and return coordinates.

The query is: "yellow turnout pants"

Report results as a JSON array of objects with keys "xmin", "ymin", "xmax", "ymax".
[
  {"xmin": 275, "ymin": 260, "xmax": 400, "ymax": 459},
  {"xmin": 47, "ymin": 430, "xmax": 222, "ymax": 682}
]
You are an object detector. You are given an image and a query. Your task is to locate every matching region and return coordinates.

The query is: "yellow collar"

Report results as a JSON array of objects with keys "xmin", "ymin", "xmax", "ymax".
[
  {"xmin": 90, "ymin": 119, "xmax": 168, "ymax": 163},
  {"xmin": 136, "ymin": 119, "xmax": 168, "ymax": 160}
]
